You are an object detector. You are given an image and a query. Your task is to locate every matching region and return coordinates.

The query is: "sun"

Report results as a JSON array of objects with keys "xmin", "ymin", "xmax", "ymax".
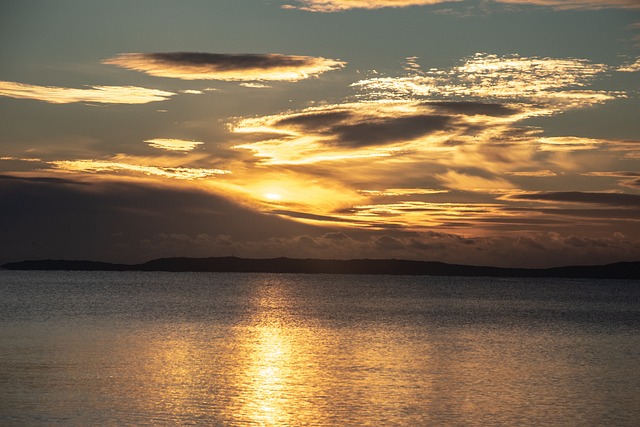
[{"xmin": 264, "ymin": 192, "xmax": 282, "ymax": 201}]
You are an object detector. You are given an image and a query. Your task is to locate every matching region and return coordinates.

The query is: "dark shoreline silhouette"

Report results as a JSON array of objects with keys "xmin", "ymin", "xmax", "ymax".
[{"xmin": 2, "ymin": 257, "xmax": 639, "ymax": 279}]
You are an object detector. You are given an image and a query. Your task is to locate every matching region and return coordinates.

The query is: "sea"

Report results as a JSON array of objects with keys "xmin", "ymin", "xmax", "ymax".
[{"xmin": 1, "ymin": 270, "xmax": 639, "ymax": 426}]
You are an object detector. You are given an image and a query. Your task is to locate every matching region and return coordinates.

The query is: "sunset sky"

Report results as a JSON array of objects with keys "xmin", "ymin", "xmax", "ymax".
[{"xmin": 1, "ymin": 0, "xmax": 639, "ymax": 267}]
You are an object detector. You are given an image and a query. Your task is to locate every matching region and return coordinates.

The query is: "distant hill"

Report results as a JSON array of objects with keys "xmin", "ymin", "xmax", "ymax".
[{"xmin": 2, "ymin": 257, "xmax": 639, "ymax": 279}]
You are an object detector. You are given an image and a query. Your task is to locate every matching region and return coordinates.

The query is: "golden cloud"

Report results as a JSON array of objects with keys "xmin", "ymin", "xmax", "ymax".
[
  {"xmin": 231, "ymin": 100, "xmax": 522, "ymax": 165},
  {"xmin": 358, "ymin": 188, "xmax": 449, "ymax": 196},
  {"xmin": 353, "ymin": 53, "xmax": 619, "ymax": 111},
  {"xmin": 217, "ymin": 47, "xmax": 639, "ymax": 237},
  {"xmin": 145, "ymin": 138, "xmax": 204, "ymax": 152},
  {"xmin": 51, "ymin": 160, "xmax": 229, "ymax": 180},
  {"xmin": 0, "ymin": 156, "xmax": 44, "ymax": 163},
  {"xmin": 506, "ymin": 170, "xmax": 557, "ymax": 177},
  {"xmin": 239, "ymin": 83, "xmax": 272, "ymax": 89},
  {"xmin": 103, "ymin": 52, "xmax": 346, "ymax": 81},
  {"xmin": 333, "ymin": 201, "xmax": 509, "ymax": 229},
  {"xmin": 232, "ymin": 101, "xmax": 415, "ymax": 164},
  {"xmin": 618, "ymin": 58, "xmax": 640, "ymax": 72},
  {"xmin": 535, "ymin": 136, "xmax": 603, "ymax": 152},
  {"xmin": 0, "ymin": 81, "xmax": 174, "ymax": 104},
  {"xmin": 225, "ymin": 97, "xmax": 542, "ymax": 230}
]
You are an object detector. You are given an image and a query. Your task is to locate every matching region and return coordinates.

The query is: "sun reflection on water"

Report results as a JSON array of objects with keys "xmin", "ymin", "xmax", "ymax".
[
  {"xmin": 241, "ymin": 326, "xmax": 292, "ymax": 426},
  {"xmin": 233, "ymin": 279, "xmax": 312, "ymax": 426},
  {"xmin": 227, "ymin": 276, "xmax": 439, "ymax": 426}
]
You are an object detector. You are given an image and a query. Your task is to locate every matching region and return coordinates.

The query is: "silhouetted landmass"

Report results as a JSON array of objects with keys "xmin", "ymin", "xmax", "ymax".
[{"xmin": 2, "ymin": 257, "xmax": 639, "ymax": 279}]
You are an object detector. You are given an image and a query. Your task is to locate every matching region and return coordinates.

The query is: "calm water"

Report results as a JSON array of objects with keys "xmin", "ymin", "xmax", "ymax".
[{"xmin": 0, "ymin": 271, "xmax": 639, "ymax": 426}]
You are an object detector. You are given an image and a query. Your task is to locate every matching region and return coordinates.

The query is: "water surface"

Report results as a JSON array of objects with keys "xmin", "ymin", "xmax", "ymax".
[{"xmin": 1, "ymin": 271, "xmax": 639, "ymax": 425}]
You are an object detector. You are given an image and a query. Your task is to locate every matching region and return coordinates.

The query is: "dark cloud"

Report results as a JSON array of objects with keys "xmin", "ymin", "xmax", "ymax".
[
  {"xmin": 0, "ymin": 175, "xmax": 325, "ymax": 264},
  {"xmin": 565, "ymin": 236, "xmax": 608, "ymax": 248},
  {"xmin": 221, "ymin": 231, "xmax": 640, "ymax": 268},
  {"xmin": 509, "ymin": 191, "xmax": 640, "ymax": 207},
  {"xmin": 276, "ymin": 111, "xmax": 353, "ymax": 130},
  {"xmin": 374, "ymin": 235, "xmax": 406, "ymax": 250},
  {"xmin": 103, "ymin": 52, "xmax": 345, "ymax": 81},
  {"xmin": 0, "ymin": 174, "xmax": 87, "ymax": 186},
  {"xmin": 144, "ymin": 52, "xmax": 319, "ymax": 71},
  {"xmin": 505, "ymin": 207, "xmax": 640, "ymax": 220},
  {"xmin": 516, "ymin": 236, "xmax": 546, "ymax": 251},
  {"xmin": 271, "ymin": 209, "xmax": 356, "ymax": 223},
  {"xmin": 321, "ymin": 231, "xmax": 353, "ymax": 241},
  {"xmin": 329, "ymin": 115, "xmax": 451, "ymax": 147},
  {"xmin": 275, "ymin": 110, "xmax": 451, "ymax": 147},
  {"xmin": 231, "ymin": 99, "xmax": 527, "ymax": 165},
  {"xmin": 426, "ymin": 101, "xmax": 520, "ymax": 117}
]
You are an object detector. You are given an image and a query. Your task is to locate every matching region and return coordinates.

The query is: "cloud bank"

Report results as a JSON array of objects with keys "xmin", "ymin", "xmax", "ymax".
[{"xmin": 103, "ymin": 52, "xmax": 346, "ymax": 81}]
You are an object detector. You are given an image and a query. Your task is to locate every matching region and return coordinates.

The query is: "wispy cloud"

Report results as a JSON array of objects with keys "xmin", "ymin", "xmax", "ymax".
[
  {"xmin": 353, "ymin": 53, "xmax": 619, "ymax": 111},
  {"xmin": 0, "ymin": 156, "xmax": 44, "ymax": 163},
  {"xmin": 145, "ymin": 138, "xmax": 204, "ymax": 153},
  {"xmin": 283, "ymin": 0, "xmax": 460, "ymax": 12},
  {"xmin": 585, "ymin": 171, "xmax": 640, "ymax": 189},
  {"xmin": 330, "ymin": 201, "xmax": 506, "ymax": 228},
  {"xmin": 358, "ymin": 188, "xmax": 449, "ymax": 196},
  {"xmin": 51, "ymin": 159, "xmax": 229, "ymax": 180},
  {"xmin": 103, "ymin": 52, "xmax": 346, "ymax": 81},
  {"xmin": 605, "ymin": 140, "xmax": 640, "ymax": 159},
  {"xmin": 507, "ymin": 191, "xmax": 640, "ymax": 207},
  {"xmin": 239, "ymin": 82, "xmax": 272, "ymax": 89},
  {"xmin": 535, "ymin": 136, "xmax": 603, "ymax": 152},
  {"xmin": 495, "ymin": 0, "xmax": 640, "ymax": 10},
  {"xmin": 284, "ymin": 0, "xmax": 640, "ymax": 11},
  {"xmin": 0, "ymin": 81, "xmax": 174, "ymax": 104},
  {"xmin": 506, "ymin": 170, "xmax": 557, "ymax": 177},
  {"xmin": 618, "ymin": 58, "xmax": 640, "ymax": 72}
]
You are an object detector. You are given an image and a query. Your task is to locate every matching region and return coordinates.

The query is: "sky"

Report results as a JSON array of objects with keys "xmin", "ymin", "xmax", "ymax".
[{"xmin": 1, "ymin": 0, "xmax": 639, "ymax": 268}]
